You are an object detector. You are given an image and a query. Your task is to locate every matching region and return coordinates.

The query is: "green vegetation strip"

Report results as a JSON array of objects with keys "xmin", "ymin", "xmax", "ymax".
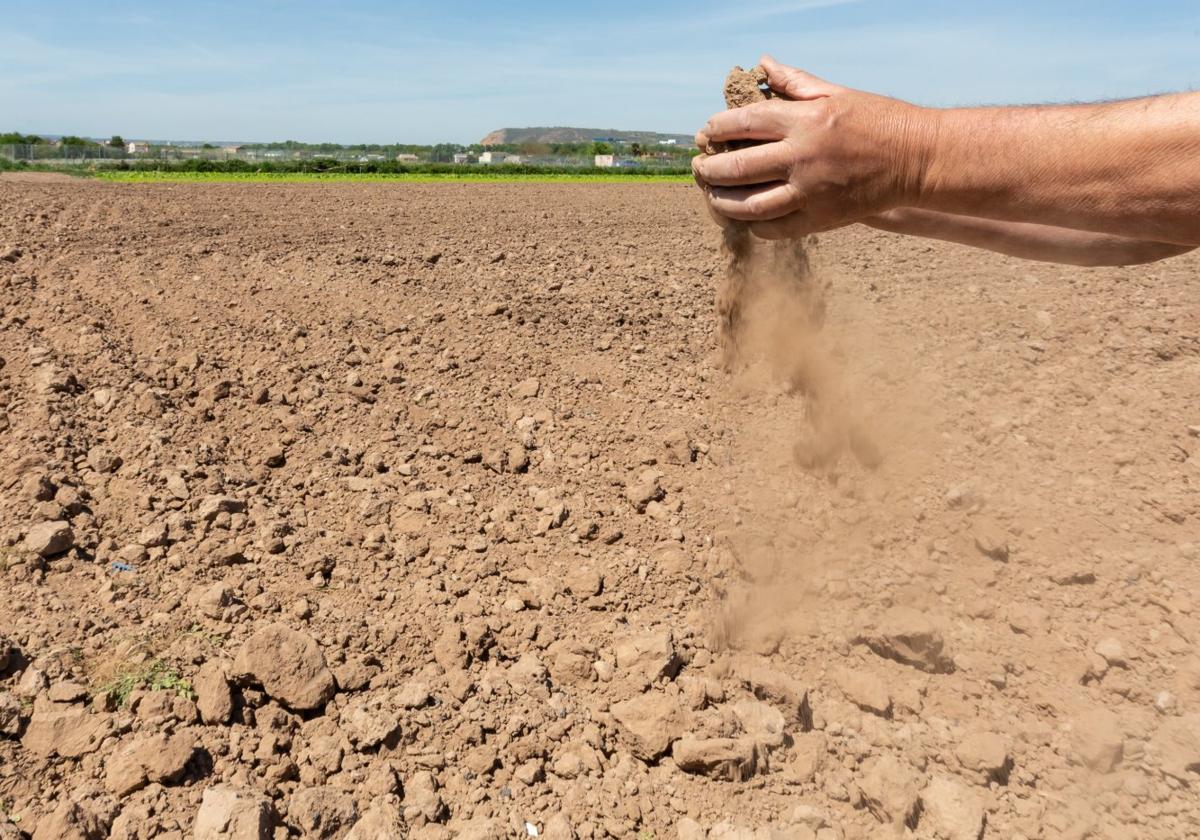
[{"xmin": 94, "ymin": 171, "xmax": 693, "ymax": 184}]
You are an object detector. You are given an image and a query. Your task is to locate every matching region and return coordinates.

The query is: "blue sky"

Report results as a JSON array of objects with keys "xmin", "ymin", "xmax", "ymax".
[{"xmin": 2, "ymin": 0, "xmax": 1199, "ymax": 144}]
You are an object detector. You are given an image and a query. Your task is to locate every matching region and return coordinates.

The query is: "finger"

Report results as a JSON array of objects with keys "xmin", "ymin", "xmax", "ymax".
[
  {"xmin": 759, "ymin": 54, "xmax": 841, "ymax": 100},
  {"xmin": 690, "ymin": 154, "xmax": 707, "ymax": 187},
  {"xmin": 693, "ymin": 141, "xmax": 791, "ymax": 187},
  {"xmin": 694, "ymin": 129, "xmax": 710, "ymax": 152},
  {"xmin": 709, "ymin": 182, "xmax": 804, "ymax": 222},
  {"xmin": 701, "ymin": 99, "xmax": 790, "ymax": 145}
]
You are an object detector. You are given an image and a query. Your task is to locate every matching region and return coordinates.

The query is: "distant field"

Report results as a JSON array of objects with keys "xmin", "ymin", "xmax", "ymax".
[{"xmin": 94, "ymin": 170, "xmax": 694, "ymax": 184}]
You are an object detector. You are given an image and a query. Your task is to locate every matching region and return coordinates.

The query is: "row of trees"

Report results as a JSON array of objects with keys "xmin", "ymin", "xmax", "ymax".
[{"xmin": 1, "ymin": 132, "xmax": 127, "ymax": 148}]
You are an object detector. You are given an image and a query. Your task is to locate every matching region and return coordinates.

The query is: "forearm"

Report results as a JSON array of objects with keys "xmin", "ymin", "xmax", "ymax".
[
  {"xmin": 912, "ymin": 94, "xmax": 1200, "ymax": 246},
  {"xmin": 864, "ymin": 208, "xmax": 1195, "ymax": 267}
]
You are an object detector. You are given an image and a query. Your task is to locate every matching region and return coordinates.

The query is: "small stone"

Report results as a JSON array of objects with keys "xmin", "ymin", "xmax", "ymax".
[
  {"xmin": 87, "ymin": 446, "xmax": 123, "ymax": 474},
  {"xmin": 1094, "ymin": 637, "xmax": 1127, "ymax": 668},
  {"xmin": 1071, "ymin": 709, "xmax": 1124, "ymax": 773},
  {"xmin": 30, "ymin": 799, "xmax": 106, "ymax": 840},
  {"xmin": 971, "ymin": 521, "xmax": 1009, "ymax": 561},
  {"xmin": 673, "ymin": 736, "xmax": 758, "ymax": 781},
  {"xmin": 857, "ymin": 607, "xmax": 954, "ymax": 673},
  {"xmin": 512, "ymin": 377, "xmax": 541, "ymax": 399},
  {"xmin": 345, "ymin": 796, "xmax": 405, "ymax": 840},
  {"xmin": 195, "ymin": 784, "xmax": 275, "ymax": 840},
  {"xmin": 857, "ymin": 754, "xmax": 919, "ymax": 827},
  {"xmin": 232, "ymin": 623, "xmax": 335, "ymax": 711},
  {"xmin": 662, "ymin": 429, "xmax": 695, "ymax": 465},
  {"xmin": 610, "ymin": 691, "xmax": 689, "ymax": 759},
  {"xmin": 0, "ymin": 691, "xmax": 22, "ymax": 736},
  {"xmin": 47, "ymin": 680, "xmax": 88, "ymax": 703},
  {"xmin": 614, "ymin": 630, "xmax": 680, "ymax": 681},
  {"xmin": 288, "ymin": 787, "xmax": 358, "ymax": 840},
  {"xmin": 677, "ymin": 817, "xmax": 706, "ymax": 840},
  {"xmin": 195, "ymin": 661, "xmax": 234, "ymax": 725},
  {"xmin": 24, "ymin": 520, "xmax": 74, "ymax": 556},
  {"xmin": 105, "ymin": 732, "xmax": 196, "ymax": 797},
  {"xmin": 21, "ymin": 699, "xmax": 108, "ymax": 757},
  {"xmin": 920, "ymin": 775, "xmax": 985, "ymax": 840},
  {"xmin": 340, "ymin": 693, "xmax": 402, "ymax": 749},
  {"xmin": 833, "ymin": 667, "xmax": 891, "ymax": 717},
  {"xmin": 955, "ymin": 732, "xmax": 1010, "ymax": 783},
  {"xmin": 1148, "ymin": 713, "xmax": 1200, "ymax": 781}
]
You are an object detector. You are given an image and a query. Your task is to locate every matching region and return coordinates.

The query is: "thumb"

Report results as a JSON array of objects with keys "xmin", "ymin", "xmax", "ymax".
[{"xmin": 759, "ymin": 54, "xmax": 841, "ymax": 100}]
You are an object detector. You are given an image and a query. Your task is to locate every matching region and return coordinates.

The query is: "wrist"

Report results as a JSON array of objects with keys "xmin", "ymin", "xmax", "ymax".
[{"xmin": 894, "ymin": 103, "xmax": 943, "ymax": 210}]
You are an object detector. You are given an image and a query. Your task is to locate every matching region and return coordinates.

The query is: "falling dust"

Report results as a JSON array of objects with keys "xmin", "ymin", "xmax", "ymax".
[{"xmin": 704, "ymin": 66, "xmax": 923, "ymax": 656}]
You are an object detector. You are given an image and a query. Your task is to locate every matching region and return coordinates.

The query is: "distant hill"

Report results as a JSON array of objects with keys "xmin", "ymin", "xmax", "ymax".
[{"xmin": 480, "ymin": 126, "xmax": 693, "ymax": 146}]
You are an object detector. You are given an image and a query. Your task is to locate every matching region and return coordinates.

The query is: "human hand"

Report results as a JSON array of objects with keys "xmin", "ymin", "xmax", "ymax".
[{"xmin": 693, "ymin": 55, "xmax": 933, "ymax": 239}]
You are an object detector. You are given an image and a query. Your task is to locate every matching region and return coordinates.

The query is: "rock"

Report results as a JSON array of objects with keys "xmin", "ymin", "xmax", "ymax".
[
  {"xmin": 0, "ymin": 691, "xmax": 22, "ymax": 736},
  {"xmin": 87, "ymin": 446, "xmax": 123, "ymax": 473},
  {"xmin": 31, "ymin": 798, "xmax": 108, "ymax": 840},
  {"xmin": 402, "ymin": 770, "xmax": 446, "ymax": 825},
  {"xmin": 610, "ymin": 691, "xmax": 689, "ymax": 759},
  {"xmin": 1148, "ymin": 713, "xmax": 1200, "ymax": 781},
  {"xmin": 955, "ymin": 732, "xmax": 1010, "ymax": 783},
  {"xmin": 195, "ymin": 661, "xmax": 234, "ymax": 724},
  {"xmin": 340, "ymin": 692, "xmax": 402, "ymax": 749},
  {"xmin": 625, "ymin": 469, "xmax": 664, "ymax": 512},
  {"xmin": 677, "ymin": 817, "xmax": 707, "ymax": 840},
  {"xmin": 396, "ymin": 680, "xmax": 431, "ymax": 709},
  {"xmin": 920, "ymin": 775, "xmax": 985, "ymax": 840},
  {"xmin": 857, "ymin": 607, "xmax": 955, "ymax": 674},
  {"xmin": 857, "ymin": 755, "xmax": 919, "ymax": 827},
  {"xmin": 731, "ymin": 699, "xmax": 786, "ymax": 748},
  {"xmin": 194, "ymin": 785, "xmax": 275, "ymax": 840},
  {"xmin": 971, "ymin": 521, "xmax": 1008, "ymax": 561},
  {"xmin": 105, "ymin": 732, "xmax": 196, "ymax": 796},
  {"xmin": 663, "ymin": 429, "xmax": 695, "ymax": 465},
  {"xmin": 512, "ymin": 378, "xmax": 541, "ymax": 399},
  {"xmin": 729, "ymin": 657, "xmax": 810, "ymax": 725},
  {"xmin": 613, "ymin": 630, "xmax": 681, "ymax": 681},
  {"xmin": 0, "ymin": 636, "xmax": 13, "ymax": 672},
  {"xmin": 288, "ymin": 787, "xmax": 358, "ymax": 839},
  {"xmin": 833, "ymin": 667, "xmax": 891, "ymax": 717},
  {"xmin": 344, "ymin": 796, "xmax": 404, "ymax": 840},
  {"xmin": 232, "ymin": 623, "xmax": 335, "ymax": 710},
  {"xmin": 24, "ymin": 520, "xmax": 74, "ymax": 556},
  {"xmin": 21, "ymin": 699, "xmax": 109, "ymax": 757},
  {"xmin": 542, "ymin": 813, "xmax": 576, "ymax": 840},
  {"xmin": 47, "ymin": 680, "xmax": 88, "ymax": 703},
  {"xmin": 197, "ymin": 495, "xmax": 247, "ymax": 522},
  {"xmin": 673, "ymin": 736, "xmax": 758, "ymax": 780},
  {"xmin": 1070, "ymin": 708, "xmax": 1123, "ymax": 773},
  {"xmin": 1094, "ymin": 637, "xmax": 1127, "ymax": 668},
  {"xmin": 0, "ymin": 245, "xmax": 21, "ymax": 263}
]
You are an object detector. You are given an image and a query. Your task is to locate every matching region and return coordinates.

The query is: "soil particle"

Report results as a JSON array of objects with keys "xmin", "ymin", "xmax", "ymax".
[
  {"xmin": 288, "ymin": 786, "xmax": 358, "ymax": 839},
  {"xmin": 232, "ymin": 623, "xmax": 335, "ymax": 711},
  {"xmin": 610, "ymin": 691, "xmax": 690, "ymax": 759}
]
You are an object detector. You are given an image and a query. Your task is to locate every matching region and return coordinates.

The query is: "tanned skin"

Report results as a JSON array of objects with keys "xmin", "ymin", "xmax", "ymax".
[{"xmin": 692, "ymin": 55, "xmax": 1199, "ymax": 266}]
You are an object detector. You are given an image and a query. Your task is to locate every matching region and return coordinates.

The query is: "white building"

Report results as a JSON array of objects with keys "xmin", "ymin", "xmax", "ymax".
[
  {"xmin": 395, "ymin": 153, "xmax": 420, "ymax": 162},
  {"xmin": 594, "ymin": 154, "xmax": 615, "ymax": 168},
  {"xmin": 127, "ymin": 141, "xmax": 151, "ymax": 154},
  {"xmin": 452, "ymin": 153, "xmax": 470, "ymax": 164},
  {"xmin": 479, "ymin": 151, "xmax": 520, "ymax": 165}
]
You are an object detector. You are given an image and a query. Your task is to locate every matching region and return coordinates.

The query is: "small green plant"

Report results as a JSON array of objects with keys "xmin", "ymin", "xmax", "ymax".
[
  {"xmin": 185, "ymin": 624, "xmax": 228, "ymax": 647},
  {"xmin": 96, "ymin": 660, "xmax": 195, "ymax": 706}
]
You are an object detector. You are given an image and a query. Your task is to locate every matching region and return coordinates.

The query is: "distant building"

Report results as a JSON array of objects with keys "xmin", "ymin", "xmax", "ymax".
[
  {"xmin": 657, "ymin": 138, "xmax": 678, "ymax": 145},
  {"xmin": 594, "ymin": 154, "xmax": 615, "ymax": 168},
  {"xmin": 479, "ymin": 151, "xmax": 520, "ymax": 165},
  {"xmin": 222, "ymin": 145, "xmax": 243, "ymax": 154},
  {"xmin": 395, "ymin": 153, "xmax": 420, "ymax": 162},
  {"xmin": 452, "ymin": 153, "xmax": 470, "ymax": 164},
  {"xmin": 127, "ymin": 141, "xmax": 151, "ymax": 154}
]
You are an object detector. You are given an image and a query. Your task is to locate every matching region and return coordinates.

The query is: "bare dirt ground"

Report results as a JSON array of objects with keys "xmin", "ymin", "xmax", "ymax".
[{"xmin": 1, "ymin": 179, "xmax": 1198, "ymax": 840}]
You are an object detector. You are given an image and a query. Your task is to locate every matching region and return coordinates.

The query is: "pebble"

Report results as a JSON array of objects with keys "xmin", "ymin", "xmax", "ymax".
[
  {"xmin": 194, "ymin": 784, "xmax": 276, "ymax": 840},
  {"xmin": 232, "ymin": 623, "xmax": 335, "ymax": 710}
]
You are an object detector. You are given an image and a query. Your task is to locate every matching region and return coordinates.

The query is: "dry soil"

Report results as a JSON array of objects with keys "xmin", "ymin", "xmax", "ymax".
[{"xmin": 1, "ymin": 178, "xmax": 1199, "ymax": 840}]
